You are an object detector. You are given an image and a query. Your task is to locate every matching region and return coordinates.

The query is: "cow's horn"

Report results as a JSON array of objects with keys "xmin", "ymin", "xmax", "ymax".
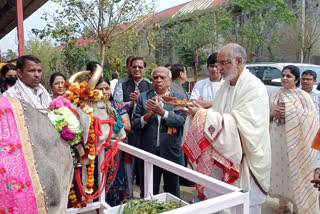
[
  {"xmin": 68, "ymin": 70, "xmax": 91, "ymax": 83},
  {"xmin": 88, "ymin": 64, "xmax": 102, "ymax": 90}
]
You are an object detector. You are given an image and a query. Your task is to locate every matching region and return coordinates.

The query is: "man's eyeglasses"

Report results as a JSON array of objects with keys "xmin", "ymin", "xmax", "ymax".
[{"xmin": 216, "ymin": 58, "xmax": 234, "ymax": 67}]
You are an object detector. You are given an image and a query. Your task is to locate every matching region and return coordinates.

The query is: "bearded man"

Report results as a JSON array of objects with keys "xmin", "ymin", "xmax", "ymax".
[{"xmin": 184, "ymin": 43, "xmax": 271, "ymax": 213}]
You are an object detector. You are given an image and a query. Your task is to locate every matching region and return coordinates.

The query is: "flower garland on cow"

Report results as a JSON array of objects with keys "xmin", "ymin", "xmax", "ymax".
[{"xmin": 48, "ymin": 67, "xmax": 122, "ymax": 208}]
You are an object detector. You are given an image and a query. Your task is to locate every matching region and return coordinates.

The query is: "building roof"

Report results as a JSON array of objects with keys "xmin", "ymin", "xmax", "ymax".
[
  {"xmin": 176, "ymin": 0, "xmax": 215, "ymax": 15},
  {"xmin": 55, "ymin": 38, "xmax": 96, "ymax": 51},
  {"xmin": 149, "ymin": 2, "xmax": 190, "ymax": 23},
  {"xmin": 0, "ymin": 0, "xmax": 48, "ymax": 39},
  {"xmin": 55, "ymin": 0, "xmax": 229, "ymax": 49}
]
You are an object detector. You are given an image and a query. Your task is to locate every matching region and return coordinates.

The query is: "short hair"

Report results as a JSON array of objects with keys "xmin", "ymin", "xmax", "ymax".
[
  {"xmin": 16, "ymin": 55, "xmax": 41, "ymax": 71},
  {"xmin": 1, "ymin": 63, "xmax": 16, "ymax": 77},
  {"xmin": 49, "ymin": 72, "xmax": 66, "ymax": 86},
  {"xmin": 86, "ymin": 61, "xmax": 101, "ymax": 73},
  {"xmin": 130, "ymin": 57, "xmax": 146, "ymax": 68},
  {"xmin": 229, "ymin": 45, "xmax": 247, "ymax": 64},
  {"xmin": 170, "ymin": 64, "xmax": 185, "ymax": 80},
  {"xmin": 164, "ymin": 63, "xmax": 172, "ymax": 69},
  {"xmin": 302, "ymin": 70, "xmax": 317, "ymax": 80},
  {"xmin": 126, "ymin": 56, "xmax": 134, "ymax": 67},
  {"xmin": 282, "ymin": 65, "xmax": 300, "ymax": 87},
  {"xmin": 111, "ymin": 73, "xmax": 118, "ymax": 79},
  {"xmin": 151, "ymin": 67, "xmax": 172, "ymax": 80},
  {"xmin": 207, "ymin": 53, "xmax": 218, "ymax": 66}
]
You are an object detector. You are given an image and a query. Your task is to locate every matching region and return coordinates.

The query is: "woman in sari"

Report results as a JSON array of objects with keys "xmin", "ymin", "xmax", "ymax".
[
  {"xmin": 49, "ymin": 72, "xmax": 66, "ymax": 99},
  {"xmin": 269, "ymin": 65, "xmax": 319, "ymax": 214},
  {"xmin": 95, "ymin": 77, "xmax": 131, "ymax": 206}
]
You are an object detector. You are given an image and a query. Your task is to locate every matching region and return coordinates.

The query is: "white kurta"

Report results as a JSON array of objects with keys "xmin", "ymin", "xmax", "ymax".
[
  {"xmin": 190, "ymin": 78, "xmax": 224, "ymax": 101},
  {"xmin": 3, "ymin": 79, "xmax": 52, "ymax": 109},
  {"xmin": 213, "ymin": 68, "xmax": 271, "ymax": 193},
  {"xmin": 203, "ymin": 69, "xmax": 269, "ymax": 213}
]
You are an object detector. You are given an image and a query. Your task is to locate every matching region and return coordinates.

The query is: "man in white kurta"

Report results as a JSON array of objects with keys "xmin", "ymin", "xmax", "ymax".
[
  {"xmin": 186, "ymin": 43, "xmax": 271, "ymax": 214},
  {"xmin": 3, "ymin": 55, "xmax": 52, "ymax": 109},
  {"xmin": 190, "ymin": 52, "xmax": 224, "ymax": 108}
]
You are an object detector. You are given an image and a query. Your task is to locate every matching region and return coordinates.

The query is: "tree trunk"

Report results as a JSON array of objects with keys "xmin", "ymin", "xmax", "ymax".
[
  {"xmin": 193, "ymin": 69, "xmax": 197, "ymax": 81},
  {"xmin": 100, "ymin": 43, "xmax": 105, "ymax": 67}
]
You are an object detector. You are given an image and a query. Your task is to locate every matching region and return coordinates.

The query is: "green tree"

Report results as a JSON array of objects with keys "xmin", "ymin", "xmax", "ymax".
[
  {"xmin": 232, "ymin": 0, "xmax": 296, "ymax": 61},
  {"xmin": 157, "ymin": 7, "xmax": 233, "ymax": 80},
  {"xmin": 25, "ymin": 37, "xmax": 57, "ymax": 88},
  {"xmin": 1, "ymin": 49, "xmax": 18, "ymax": 62},
  {"xmin": 283, "ymin": 4, "xmax": 320, "ymax": 63},
  {"xmin": 33, "ymin": 0, "xmax": 154, "ymax": 66}
]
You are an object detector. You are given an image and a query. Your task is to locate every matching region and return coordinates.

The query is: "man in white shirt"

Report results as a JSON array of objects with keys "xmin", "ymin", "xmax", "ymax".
[
  {"xmin": 190, "ymin": 52, "xmax": 224, "ymax": 108},
  {"xmin": 303, "ymin": 70, "xmax": 320, "ymax": 195},
  {"xmin": 3, "ymin": 55, "xmax": 51, "ymax": 109},
  {"xmin": 110, "ymin": 73, "xmax": 118, "ymax": 95},
  {"xmin": 301, "ymin": 70, "xmax": 320, "ymax": 122}
]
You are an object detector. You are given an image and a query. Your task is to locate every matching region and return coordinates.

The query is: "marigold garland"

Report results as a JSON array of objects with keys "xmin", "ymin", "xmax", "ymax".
[{"xmin": 49, "ymin": 81, "xmax": 104, "ymax": 208}]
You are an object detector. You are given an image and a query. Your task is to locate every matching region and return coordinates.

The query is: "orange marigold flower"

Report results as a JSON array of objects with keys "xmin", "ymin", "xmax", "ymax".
[
  {"xmin": 87, "ymin": 183, "xmax": 94, "ymax": 188},
  {"xmin": 94, "ymin": 91, "xmax": 100, "ymax": 96},
  {"xmin": 71, "ymin": 85, "xmax": 78, "ymax": 91},
  {"xmin": 64, "ymin": 82, "xmax": 71, "ymax": 88},
  {"xmin": 74, "ymin": 98, "xmax": 80, "ymax": 104},
  {"xmin": 80, "ymin": 82, "xmax": 88, "ymax": 87}
]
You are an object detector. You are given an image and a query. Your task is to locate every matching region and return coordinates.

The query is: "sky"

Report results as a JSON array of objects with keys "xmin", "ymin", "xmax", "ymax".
[{"xmin": 1, "ymin": 0, "xmax": 190, "ymax": 54}]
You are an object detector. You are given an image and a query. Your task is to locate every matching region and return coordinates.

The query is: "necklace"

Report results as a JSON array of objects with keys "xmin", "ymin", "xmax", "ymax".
[{"xmin": 49, "ymin": 81, "xmax": 104, "ymax": 208}]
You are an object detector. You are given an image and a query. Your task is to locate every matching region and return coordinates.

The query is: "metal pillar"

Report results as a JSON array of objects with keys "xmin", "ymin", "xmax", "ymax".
[
  {"xmin": 16, "ymin": 0, "xmax": 25, "ymax": 56},
  {"xmin": 301, "ymin": 0, "xmax": 305, "ymax": 63}
]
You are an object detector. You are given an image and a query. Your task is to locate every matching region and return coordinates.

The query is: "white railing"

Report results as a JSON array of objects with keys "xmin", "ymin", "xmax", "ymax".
[{"xmin": 68, "ymin": 142, "xmax": 249, "ymax": 214}]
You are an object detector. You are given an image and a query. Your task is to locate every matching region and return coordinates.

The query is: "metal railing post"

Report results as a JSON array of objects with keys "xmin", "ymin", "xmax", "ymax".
[{"xmin": 144, "ymin": 161, "xmax": 153, "ymax": 198}]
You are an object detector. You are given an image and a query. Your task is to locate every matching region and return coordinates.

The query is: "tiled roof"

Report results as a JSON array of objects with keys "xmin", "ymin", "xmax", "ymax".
[
  {"xmin": 55, "ymin": 0, "xmax": 229, "ymax": 50},
  {"xmin": 208, "ymin": 0, "xmax": 230, "ymax": 8},
  {"xmin": 149, "ymin": 2, "xmax": 190, "ymax": 23},
  {"xmin": 55, "ymin": 38, "xmax": 96, "ymax": 51},
  {"xmin": 174, "ymin": 0, "xmax": 215, "ymax": 16}
]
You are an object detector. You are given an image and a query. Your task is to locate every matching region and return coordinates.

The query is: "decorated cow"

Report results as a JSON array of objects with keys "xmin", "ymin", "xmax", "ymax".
[{"xmin": 0, "ymin": 66, "xmax": 124, "ymax": 213}]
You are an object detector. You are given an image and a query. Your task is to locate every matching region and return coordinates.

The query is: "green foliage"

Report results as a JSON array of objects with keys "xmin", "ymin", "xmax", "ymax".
[
  {"xmin": 1, "ymin": 49, "xmax": 18, "ymax": 62},
  {"xmin": 232, "ymin": 0, "xmax": 296, "ymax": 59},
  {"xmin": 25, "ymin": 37, "xmax": 56, "ymax": 88},
  {"xmin": 32, "ymin": 0, "xmax": 154, "ymax": 66},
  {"xmin": 156, "ymin": 8, "xmax": 233, "ymax": 78}
]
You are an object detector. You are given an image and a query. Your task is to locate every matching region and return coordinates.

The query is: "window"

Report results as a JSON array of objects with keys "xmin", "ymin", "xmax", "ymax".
[
  {"xmin": 262, "ymin": 67, "xmax": 282, "ymax": 85},
  {"xmin": 247, "ymin": 66, "xmax": 263, "ymax": 80}
]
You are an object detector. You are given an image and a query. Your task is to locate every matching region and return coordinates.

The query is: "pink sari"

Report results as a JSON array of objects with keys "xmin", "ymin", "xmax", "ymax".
[{"xmin": 0, "ymin": 97, "xmax": 45, "ymax": 213}]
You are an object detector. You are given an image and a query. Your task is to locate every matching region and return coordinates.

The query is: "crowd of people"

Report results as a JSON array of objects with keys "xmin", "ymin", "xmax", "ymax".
[{"xmin": 2, "ymin": 42, "xmax": 320, "ymax": 213}]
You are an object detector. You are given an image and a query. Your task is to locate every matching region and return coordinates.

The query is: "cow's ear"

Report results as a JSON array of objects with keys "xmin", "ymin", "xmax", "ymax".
[{"xmin": 72, "ymin": 104, "xmax": 91, "ymax": 145}]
